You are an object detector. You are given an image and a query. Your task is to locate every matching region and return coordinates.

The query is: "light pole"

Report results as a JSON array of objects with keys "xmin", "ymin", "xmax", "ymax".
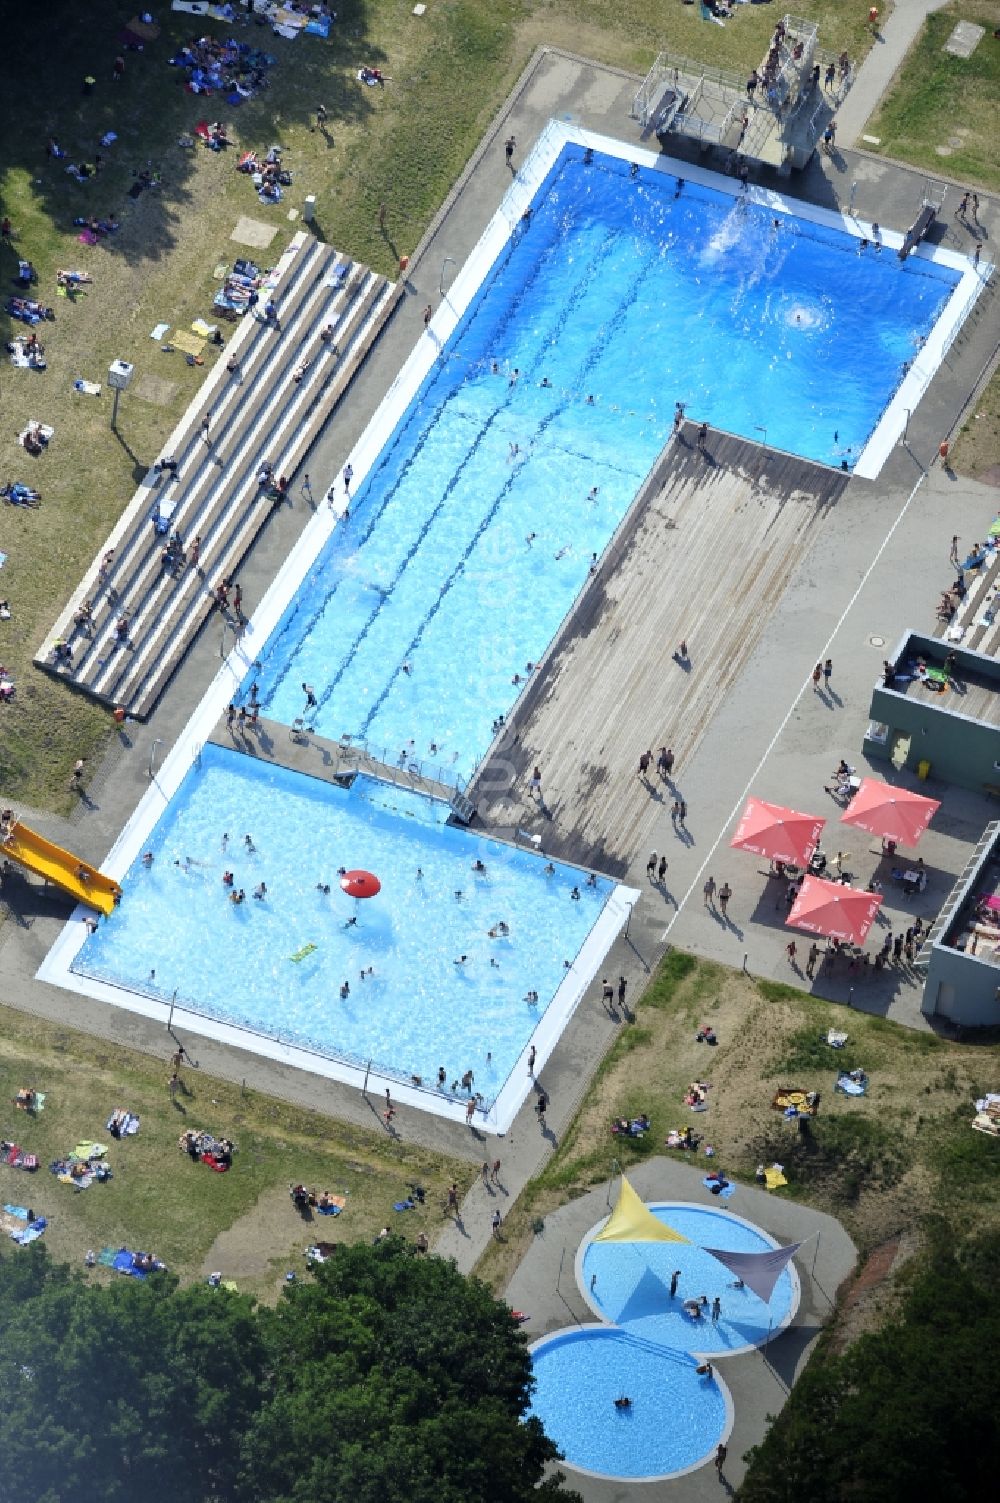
[
  {"xmin": 755, "ymin": 424, "xmax": 767, "ymax": 453},
  {"xmin": 107, "ymin": 359, "xmax": 134, "ymax": 431},
  {"xmin": 439, "ymin": 256, "xmax": 456, "ymax": 298}
]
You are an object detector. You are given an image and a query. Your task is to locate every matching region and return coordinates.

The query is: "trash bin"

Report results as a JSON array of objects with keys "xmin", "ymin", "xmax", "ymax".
[{"xmin": 917, "ymin": 759, "xmax": 931, "ymax": 780}]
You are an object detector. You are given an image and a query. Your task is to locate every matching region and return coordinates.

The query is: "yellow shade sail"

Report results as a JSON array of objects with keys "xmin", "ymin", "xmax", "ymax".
[{"xmin": 593, "ymin": 1176, "xmax": 689, "ymax": 1244}]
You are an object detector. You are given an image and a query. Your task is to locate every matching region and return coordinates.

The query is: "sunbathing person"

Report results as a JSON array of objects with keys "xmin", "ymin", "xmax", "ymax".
[{"xmin": 14, "ymin": 1087, "xmax": 36, "ymax": 1110}]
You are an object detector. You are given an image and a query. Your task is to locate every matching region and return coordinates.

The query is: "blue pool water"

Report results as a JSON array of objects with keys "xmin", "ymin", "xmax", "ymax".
[
  {"xmin": 529, "ymin": 1327, "xmax": 726, "ymax": 1479},
  {"xmin": 582, "ymin": 1203, "xmax": 795, "ymax": 1352},
  {"xmin": 246, "ymin": 146, "xmax": 959, "ymax": 777},
  {"xmin": 74, "ymin": 747, "xmax": 611, "ymax": 1104}
]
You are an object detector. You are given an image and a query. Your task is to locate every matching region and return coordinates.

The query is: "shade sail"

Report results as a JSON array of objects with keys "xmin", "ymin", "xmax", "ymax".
[
  {"xmin": 730, "ymin": 797, "xmax": 825, "ymax": 867},
  {"xmin": 839, "ymin": 778, "xmax": 939, "ymax": 846},
  {"xmin": 786, "ymin": 876, "xmax": 882, "ymax": 945},
  {"xmin": 593, "ymin": 1176, "xmax": 689, "ymax": 1244},
  {"xmin": 702, "ymin": 1242, "xmax": 801, "ymax": 1304}
]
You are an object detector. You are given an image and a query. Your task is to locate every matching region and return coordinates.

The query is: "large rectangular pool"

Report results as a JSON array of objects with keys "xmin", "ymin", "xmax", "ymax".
[
  {"xmin": 69, "ymin": 747, "xmax": 618, "ymax": 1128},
  {"xmin": 245, "ymin": 135, "xmax": 966, "ymax": 781}
]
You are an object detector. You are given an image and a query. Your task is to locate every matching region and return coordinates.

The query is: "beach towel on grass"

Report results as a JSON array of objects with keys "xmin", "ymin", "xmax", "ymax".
[
  {"xmin": 73, "ymin": 1142, "xmax": 106, "ymax": 1161},
  {"xmin": 764, "ymin": 1167, "xmax": 787, "ymax": 1191},
  {"xmin": 3, "ymin": 1205, "xmax": 30, "ymax": 1219},
  {"xmin": 836, "ymin": 1073, "xmax": 867, "ymax": 1096},
  {"xmin": 97, "ymin": 1247, "xmax": 118, "ymax": 1267},
  {"xmin": 113, "ymin": 1250, "xmax": 145, "ymax": 1277},
  {"xmin": 317, "ymin": 1203, "xmax": 342, "ymax": 1215},
  {"xmin": 11, "ymin": 1217, "xmax": 46, "ymax": 1246},
  {"xmin": 107, "ymin": 1110, "xmax": 140, "ymax": 1136}
]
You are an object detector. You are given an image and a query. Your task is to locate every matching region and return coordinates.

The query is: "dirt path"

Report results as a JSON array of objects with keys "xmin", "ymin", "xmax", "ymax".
[{"xmin": 199, "ymin": 1181, "xmax": 314, "ymax": 1290}]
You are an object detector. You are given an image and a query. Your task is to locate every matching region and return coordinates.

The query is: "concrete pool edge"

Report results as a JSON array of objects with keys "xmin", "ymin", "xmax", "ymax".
[
  {"xmin": 35, "ymin": 754, "xmax": 640, "ymax": 1137},
  {"xmin": 573, "ymin": 1198, "xmax": 803, "ymax": 1361},
  {"xmin": 528, "ymin": 1324, "xmax": 735, "ymax": 1484}
]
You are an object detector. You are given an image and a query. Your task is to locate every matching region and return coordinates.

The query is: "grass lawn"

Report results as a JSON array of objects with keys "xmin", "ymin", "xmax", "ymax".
[
  {"xmin": 0, "ymin": 0, "xmax": 874, "ymax": 813},
  {"xmin": 865, "ymin": 2, "xmax": 1000, "ymax": 190},
  {"xmin": 951, "ymin": 364, "xmax": 1000, "ymax": 482},
  {"xmin": 0, "ymin": 1005, "xmax": 471, "ymax": 1298},
  {"xmin": 475, "ymin": 952, "xmax": 1000, "ymax": 1298}
]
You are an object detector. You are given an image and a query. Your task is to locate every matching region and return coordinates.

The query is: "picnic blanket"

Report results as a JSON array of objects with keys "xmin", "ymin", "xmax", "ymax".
[
  {"xmin": 826, "ymin": 1029, "xmax": 849, "ymax": 1048},
  {"xmin": 112, "ymin": 1248, "xmax": 165, "ymax": 1279},
  {"xmin": 168, "ymin": 328, "xmax": 205, "ymax": 357},
  {"xmin": 835, "ymin": 1071, "xmax": 868, "ymax": 1096},
  {"xmin": 972, "ymin": 1111, "xmax": 1000, "ymax": 1137},
  {"xmin": 10, "ymin": 1216, "xmax": 46, "ymax": 1246},
  {"xmin": 764, "ymin": 1164, "xmax": 787, "ymax": 1191},
  {"xmin": 107, "ymin": 1110, "xmax": 140, "ymax": 1136},
  {"xmin": 19, "ymin": 422, "xmax": 54, "ymax": 448},
  {"xmin": 772, "ymin": 1088, "xmax": 817, "ymax": 1116},
  {"xmin": 73, "ymin": 1142, "xmax": 106, "ymax": 1161}
]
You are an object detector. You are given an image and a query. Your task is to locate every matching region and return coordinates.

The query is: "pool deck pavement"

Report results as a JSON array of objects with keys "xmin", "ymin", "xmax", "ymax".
[
  {"xmin": 469, "ymin": 426, "xmax": 849, "ymax": 877},
  {"xmin": 0, "ymin": 51, "xmax": 996, "ymax": 1477},
  {"xmin": 206, "ymin": 713, "xmax": 461, "ymax": 807},
  {"xmin": 505, "ymin": 1156, "xmax": 857, "ymax": 1500}
]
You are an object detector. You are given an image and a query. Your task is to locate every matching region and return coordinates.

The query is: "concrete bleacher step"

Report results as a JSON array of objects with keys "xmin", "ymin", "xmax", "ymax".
[
  {"xmin": 36, "ymin": 234, "xmax": 402, "ymax": 717},
  {"xmin": 95, "ymin": 269, "xmax": 381, "ymax": 710},
  {"xmin": 35, "ymin": 231, "xmax": 319, "ymax": 668},
  {"xmin": 128, "ymin": 272, "xmax": 402, "ymax": 717},
  {"xmin": 82, "ymin": 253, "xmax": 360, "ymax": 700}
]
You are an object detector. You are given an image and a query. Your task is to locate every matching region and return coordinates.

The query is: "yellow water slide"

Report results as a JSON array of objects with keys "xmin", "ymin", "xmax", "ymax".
[{"xmin": 0, "ymin": 819, "xmax": 120, "ymax": 914}]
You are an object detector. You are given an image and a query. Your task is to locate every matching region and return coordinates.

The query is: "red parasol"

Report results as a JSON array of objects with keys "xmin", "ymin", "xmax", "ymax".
[
  {"xmin": 839, "ymin": 778, "xmax": 940, "ymax": 847},
  {"xmin": 786, "ymin": 876, "xmax": 882, "ymax": 945},
  {"xmin": 339, "ymin": 869, "xmax": 381, "ymax": 899},
  {"xmin": 730, "ymin": 797, "xmax": 825, "ymax": 867}
]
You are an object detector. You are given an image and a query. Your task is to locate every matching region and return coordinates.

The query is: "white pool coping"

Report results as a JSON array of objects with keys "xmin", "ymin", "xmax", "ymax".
[
  {"xmin": 528, "ymin": 1322, "xmax": 735, "ymax": 1484},
  {"xmin": 36, "ymin": 120, "xmax": 981, "ymax": 1130}
]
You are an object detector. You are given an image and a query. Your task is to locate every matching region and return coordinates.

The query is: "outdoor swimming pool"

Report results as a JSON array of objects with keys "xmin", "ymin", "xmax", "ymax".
[
  {"xmin": 245, "ymin": 141, "xmax": 961, "ymax": 779},
  {"xmin": 580, "ymin": 1203, "xmax": 796, "ymax": 1353},
  {"xmin": 529, "ymin": 1326, "xmax": 728, "ymax": 1480},
  {"xmin": 71, "ymin": 746, "xmax": 612, "ymax": 1117}
]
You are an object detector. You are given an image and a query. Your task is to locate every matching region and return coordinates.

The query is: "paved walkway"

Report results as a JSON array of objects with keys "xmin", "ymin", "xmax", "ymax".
[
  {"xmin": 504, "ymin": 1158, "xmax": 857, "ymax": 1501},
  {"xmin": 835, "ymin": 0, "xmax": 952, "ymax": 148}
]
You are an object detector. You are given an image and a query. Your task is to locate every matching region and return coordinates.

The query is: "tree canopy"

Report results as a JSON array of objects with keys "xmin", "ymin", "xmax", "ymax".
[
  {"xmin": 738, "ymin": 1230, "xmax": 1000, "ymax": 1503},
  {"xmin": 0, "ymin": 1240, "xmax": 580, "ymax": 1503}
]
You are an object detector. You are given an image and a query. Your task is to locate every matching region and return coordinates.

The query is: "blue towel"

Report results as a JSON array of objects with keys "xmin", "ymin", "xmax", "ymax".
[
  {"xmin": 317, "ymin": 1204, "xmax": 341, "ymax": 1216},
  {"xmin": 3, "ymin": 1204, "xmax": 30, "ymax": 1219},
  {"xmin": 12, "ymin": 1217, "xmax": 46, "ymax": 1245},
  {"xmin": 112, "ymin": 1249, "xmax": 145, "ymax": 1277},
  {"xmin": 393, "ymin": 1201, "xmax": 415, "ymax": 1212},
  {"xmin": 703, "ymin": 1177, "xmax": 736, "ymax": 1199}
]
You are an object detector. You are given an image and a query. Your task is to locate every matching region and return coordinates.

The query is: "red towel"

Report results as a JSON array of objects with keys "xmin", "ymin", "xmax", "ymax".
[
  {"xmin": 195, "ymin": 121, "xmax": 210, "ymax": 139},
  {"xmin": 201, "ymin": 1152, "xmax": 229, "ymax": 1173}
]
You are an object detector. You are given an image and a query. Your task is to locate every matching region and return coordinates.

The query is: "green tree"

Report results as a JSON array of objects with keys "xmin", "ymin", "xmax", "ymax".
[
  {"xmin": 739, "ymin": 1234, "xmax": 1000, "ymax": 1503},
  {"xmin": 0, "ymin": 1241, "xmax": 579, "ymax": 1503},
  {"xmin": 240, "ymin": 1238, "xmax": 580, "ymax": 1503},
  {"xmin": 0, "ymin": 1251, "xmax": 266, "ymax": 1503}
]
